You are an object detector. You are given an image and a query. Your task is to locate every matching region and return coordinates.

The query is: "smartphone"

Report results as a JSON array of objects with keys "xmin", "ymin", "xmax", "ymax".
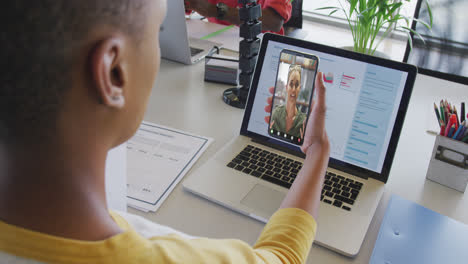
[{"xmin": 268, "ymin": 49, "xmax": 319, "ymax": 145}]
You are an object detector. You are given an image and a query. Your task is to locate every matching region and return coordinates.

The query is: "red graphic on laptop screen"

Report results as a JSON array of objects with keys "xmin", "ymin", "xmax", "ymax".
[{"xmin": 323, "ymin": 72, "xmax": 334, "ymax": 84}]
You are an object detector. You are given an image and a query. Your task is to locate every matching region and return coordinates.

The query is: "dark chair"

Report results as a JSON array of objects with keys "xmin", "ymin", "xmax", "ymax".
[
  {"xmin": 284, "ymin": 0, "xmax": 303, "ymax": 29},
  {"xmin": 283, "ymin": 0, "xmax": 307, "ymax": 39}
]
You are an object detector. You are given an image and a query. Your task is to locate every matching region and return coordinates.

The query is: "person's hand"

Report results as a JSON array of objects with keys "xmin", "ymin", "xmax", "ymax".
[
  {"xmin": 299, "ymin": 120, "xmax": 306, "ymax": 139},
  {"xmin": 184, "ymin": 0, "xmax": 217, "ymax": 18},
  {"xmin": 279, "ymin": 72, "xmax": 329, "ymax": 219},
  {"xmin": 300, "ymin": 72, "xmax": 329, "ymax": 155},
  {"xmin": 264, "ymin": 86, "xmax": 275, "ymax": 124}
]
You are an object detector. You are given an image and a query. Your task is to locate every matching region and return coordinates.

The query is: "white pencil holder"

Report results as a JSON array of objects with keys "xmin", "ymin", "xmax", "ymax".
[{"xmin": 426, "ymin": 135, "xmax": 468, "ymax": 192}]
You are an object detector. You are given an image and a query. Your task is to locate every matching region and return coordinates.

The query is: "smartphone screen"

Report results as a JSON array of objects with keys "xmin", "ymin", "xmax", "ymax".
[{"xmin": 268, "ymin": 49, "xmax": 319, "ymax": 145}]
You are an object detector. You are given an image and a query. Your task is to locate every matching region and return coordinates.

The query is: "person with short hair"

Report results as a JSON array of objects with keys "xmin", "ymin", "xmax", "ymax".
[{"xmin": 0, "ymin": 1, "xmax": 329, "ymax": 263}]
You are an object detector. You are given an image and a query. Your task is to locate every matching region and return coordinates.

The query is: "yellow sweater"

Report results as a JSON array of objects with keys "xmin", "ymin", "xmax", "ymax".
[{"xmin": 0, "ymin": 208, "xmax": 316, "ymax": 264}]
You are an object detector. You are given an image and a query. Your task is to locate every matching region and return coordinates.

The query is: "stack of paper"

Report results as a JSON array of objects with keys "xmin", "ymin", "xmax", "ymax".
[{"xmin": 126, "ymin": 122, "xmax": 212, "ymax": 212}]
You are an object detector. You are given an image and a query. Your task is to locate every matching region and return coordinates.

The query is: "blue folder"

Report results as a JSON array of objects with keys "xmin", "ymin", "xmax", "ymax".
[{"xmin": 370, "ymin": 195, "xmax": 468, "ymax": 264}]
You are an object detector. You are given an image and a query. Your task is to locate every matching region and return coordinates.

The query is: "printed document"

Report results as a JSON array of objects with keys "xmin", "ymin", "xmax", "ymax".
[{"xmin": 127, "ymin": 122, "xmax": 212, "ymax": 212}]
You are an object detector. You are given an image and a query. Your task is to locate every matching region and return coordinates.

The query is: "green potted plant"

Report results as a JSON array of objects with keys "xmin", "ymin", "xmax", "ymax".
[{"xmin": 318, "ymin": 0, "xmax": 433, "ymax": 56}]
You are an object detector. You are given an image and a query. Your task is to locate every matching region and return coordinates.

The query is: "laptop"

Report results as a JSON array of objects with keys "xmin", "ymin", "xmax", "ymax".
[
  {"xmin": 160, "ymin": 0, "xmax": 222, "ymax": 65},
  {"xmin": 183, "ymin": 33, "xmax": 417, "ymax": 257}
]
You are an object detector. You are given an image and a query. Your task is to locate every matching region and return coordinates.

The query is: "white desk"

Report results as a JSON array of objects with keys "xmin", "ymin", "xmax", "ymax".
[{"xmin": 128, "ymin": 57, "xmax": 468, "ymax": 263}]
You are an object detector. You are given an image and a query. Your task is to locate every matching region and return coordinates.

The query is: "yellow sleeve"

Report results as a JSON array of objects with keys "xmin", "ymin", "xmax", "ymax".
[
  {"xmin": 148, "ymin": 208, "xmax": 317, "ymax": 264},
  {"xmin": 254, "ymin": 208, "xmax": 317, "ymax": 263}
]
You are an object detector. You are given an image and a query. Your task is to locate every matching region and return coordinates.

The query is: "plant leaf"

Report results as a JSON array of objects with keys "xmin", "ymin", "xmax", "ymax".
[
  {"xmin": 359, "ymin": 0, "xmax": 366, "ymax": 13},
  {"xmin": 401, "ymin": 26, "xmax": 426, "ymax": 44},
  {"xmin": 413, "ymin": 18, "xmax": 432, "ymax": 30},
  {"xmin": 329, "ymin": 9, "xmax": 339, "ymax": 16},
  {"xmin": 402, "ymin": 16, "xmax": 410, "ymax": 27},
  {"xmin": 406, "ymin": 31, "xmax": 413, "ymax": 53},
  {"xmin": 349, "ymin": 0, "xmax": 358, "ymax": 17},
  {"xmin": 315, "ymin": 6, "xmax": 339, "ymax": 11},
  {"xmin": 388, "ymin": 2, "xmax": 403, "ymax": 15},
  {"xmin": 425, "ymin": 0, "xmax": 434, "ymax": 27}
]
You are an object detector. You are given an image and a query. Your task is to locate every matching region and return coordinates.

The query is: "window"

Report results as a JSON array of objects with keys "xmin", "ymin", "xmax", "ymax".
[{"xmin": 303, "ymin": 0, "xmax": 419, "ymax": 30}]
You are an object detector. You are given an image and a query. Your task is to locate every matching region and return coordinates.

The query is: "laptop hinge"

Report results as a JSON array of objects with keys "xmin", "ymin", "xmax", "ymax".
[
  {"xmin": 251, "ymin": 138, "xmax": 306, "ymax": 159},
  {"xmin": 327, "ymin": 163, "xmax": 370, "ymax": 180}
]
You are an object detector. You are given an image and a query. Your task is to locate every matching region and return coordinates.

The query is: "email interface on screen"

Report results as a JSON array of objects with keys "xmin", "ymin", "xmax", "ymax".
[{"xmin": 248, "ymin": 41, "xmax": 408, "ymax": 174}]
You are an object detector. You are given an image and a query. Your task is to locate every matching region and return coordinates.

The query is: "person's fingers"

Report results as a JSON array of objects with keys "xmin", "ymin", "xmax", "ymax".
[
  {"xmin": 265, "ymin": 91, "xmax": 274, "ymax": 124},
  {"xmin": 267, "ymin": 96, "xmax": 273, "ymax": 106},
  {"xmin": 300, "ymin": 72, "xmax": 327, "ymax": 152},
  {"xmin": 314, "ymin": 72, "xmax": 326, "ymax": 114},
  {"xmin": 309, "ymin": 72, "xmax": 327, "ymax": 133},
  {"xmin": 269, "ymin": 120, "xmax": 275, "ymax": 129},
  {"xmin": 309, "ymin": 99, "xmax": 316, "ymax": 114},
  {"xmin": 300, "ymin": 120, "xmax": 305, "ymax": 138},
  {"xmin": 301, "ymin": 142, "xmax": 307, "ymax": 153},
  {"xmin": 269, "ymin": 86, "xmax": 274, "ymax": 95}
]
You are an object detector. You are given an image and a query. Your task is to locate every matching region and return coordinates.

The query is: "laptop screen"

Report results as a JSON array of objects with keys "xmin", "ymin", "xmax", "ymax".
[{"xmin": 243, "ymin": 35, "xmax": 416, "ymax": 180}]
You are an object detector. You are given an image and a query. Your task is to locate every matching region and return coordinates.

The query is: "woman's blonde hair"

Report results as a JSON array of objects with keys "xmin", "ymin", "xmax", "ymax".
[{"xmin": 287, "ymin": 64, "xmax": 302, "ymax": 82}]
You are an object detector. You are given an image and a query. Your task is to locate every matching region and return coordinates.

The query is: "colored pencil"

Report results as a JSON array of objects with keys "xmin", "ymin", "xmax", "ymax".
[
  {"xmin": 456, "ymin": 122, "xmax": 466, "ymax": 140},
  {"xmin": 447, "ymin": 124, "xmax": 456, "ymax": 138},
  {"xmin": 444, "ymin": 102, "xmax": 449, "ymax": 124},
  {"xmin": 461, "ymin": 102, "xmax": 465, "ymax": 123},
  {"xmin": 452, "ymin": 124, "xmax": 464, "ymax": 139},
  {"xmin": 463, "ymin": 123, "xmax": 468, "ymax": 138},
  {"xmin": 434, "ymin": 103, "xmax": 441, "ymax": 127},
  {"xmin": 440, "ymin": 100, "xmax": 445, "ymax": 123},
  {"xmin": 452, "ymin": 112, "xmax": 459, "ymax": 130},
  {"xmin": 463, "ymin": 124, "xmax": 468, "ymax": 135},
  {"xmin": 440, "ymin": 124, "xmax": 446, "ymax": 136},
  {"xmin": 454, "ymin": 106, "xmax": 459, "ymax": 127},
  {"xmin": 445, "ymin": 114, "xmax": 456, "ymax": 136}
]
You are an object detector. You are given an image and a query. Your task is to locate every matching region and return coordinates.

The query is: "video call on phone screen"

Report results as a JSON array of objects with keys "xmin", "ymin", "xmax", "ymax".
[{"xmin": 268, "ymin": 50, "xmax": 318, "ymax": 145}]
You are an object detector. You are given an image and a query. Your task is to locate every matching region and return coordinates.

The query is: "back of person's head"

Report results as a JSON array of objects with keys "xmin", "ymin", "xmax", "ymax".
[{"xmin": 0, "ymin": 0, "xmax": 164, "ymax": 148}]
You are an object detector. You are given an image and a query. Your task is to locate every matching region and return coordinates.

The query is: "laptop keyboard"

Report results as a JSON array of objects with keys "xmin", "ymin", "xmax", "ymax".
[
  {"xmin": 322, "ymin": 172, "xmax": 362, "ymax": 211},
  {"xmin": 227, "ymin": 145, "xmax": 363, "ymax": 212},
  {"xmin": 227, "ymin": 145, "xmax": 300, "ymax": 189},
  {"xmin": 190, "ymin": 47, "xmax": 203, "ymax": 56}
]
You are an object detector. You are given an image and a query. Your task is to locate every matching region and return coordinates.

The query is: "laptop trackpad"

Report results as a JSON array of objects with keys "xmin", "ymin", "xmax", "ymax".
[{"xmin": 241, "ymin": 184, "xmax": 285, "ymax": 217}]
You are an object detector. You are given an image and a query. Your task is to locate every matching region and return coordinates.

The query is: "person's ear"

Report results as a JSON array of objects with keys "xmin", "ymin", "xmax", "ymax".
[{"xmin": 90, "ymin": 37, "xmax": 127, "ymax": 109}]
